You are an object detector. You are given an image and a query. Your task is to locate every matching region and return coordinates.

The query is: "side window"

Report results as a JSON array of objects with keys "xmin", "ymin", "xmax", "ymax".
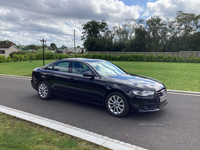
[
  {"xmin": 53, "ymin": 61, "xmax": 70, "ymax": 72},
  {"xmin": 72, "ymin": 62, "xmax": 92, "ymax": 75},
  {"xmin": 44, "ymin": 64, "xmax": 54, "ymax": 70}
]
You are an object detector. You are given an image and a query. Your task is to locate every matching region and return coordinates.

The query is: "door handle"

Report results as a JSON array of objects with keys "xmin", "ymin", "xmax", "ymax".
[{"xmin": 69, "ymin": 77, "xmax": 74, "ymax": 81}]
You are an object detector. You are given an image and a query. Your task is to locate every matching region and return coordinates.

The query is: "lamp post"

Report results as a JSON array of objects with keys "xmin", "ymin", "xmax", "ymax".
[
  {"xmin": 74, "ymin": 29, "xmax": 75, "ymax": 58},
  {"xmin": 40, "ymin": 39, "xmax": 46, "ymax": 66}
]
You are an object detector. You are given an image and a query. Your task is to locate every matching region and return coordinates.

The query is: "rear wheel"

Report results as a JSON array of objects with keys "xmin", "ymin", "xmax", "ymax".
[
  {"xmin": 37, "ymin": 81, "xmax": 51, "ymax": 100},
  {"xmin": 105, "ymin": 92, "xmax": 130, "ymax": 117}
]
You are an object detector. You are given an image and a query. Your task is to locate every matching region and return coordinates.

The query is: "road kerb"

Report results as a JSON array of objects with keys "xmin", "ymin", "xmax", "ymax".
[
  {"xmin": 0, "ymin": 74, "xmax": 31, "ymax": 79},
  {"xmin": 167, "ymin": 89, "xmax": 200, "ymax": 95}
]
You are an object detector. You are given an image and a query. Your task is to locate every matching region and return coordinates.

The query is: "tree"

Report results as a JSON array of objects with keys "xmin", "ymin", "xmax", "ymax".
[
  {"xmin": 133, "ymin": 27, "xmax": 149, "ymax": 52},
  {"xmin": 81, "ymin": 20, "xmax": 109, "ymax": 40},
  {"xmin": 60, "ymin": 45, "xmax": 68, "ymax": 49},
  {"xmin": 30, "ymin": 44, "xmax": 38, "ymax": 50},
  {"xmin": 145, "ymin": 16, "xmax": 168, "ymax": 52},
  {"xmin": 82, "ymin": 20, "xmax": 109, "ymax": 51},
  {"xmin": 174, "ymin": 11, "xmax": 200, "ymax": 51},
  {"xmin": 189, "ymin": 32, "xmax": 200, "ymax": 51},
  {"xmin": 50, "ymin": 43, "xmax": 57, "ymax": 50}
]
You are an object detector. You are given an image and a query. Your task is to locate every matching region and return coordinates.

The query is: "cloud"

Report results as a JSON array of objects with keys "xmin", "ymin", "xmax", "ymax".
[
  {"xmin": 0, "ymin": 0, "xmax": 143, "ymax": 47},
  {"xmin": 144, "ymin": 0, "xmax": 200, "ymax": 19},
  {"xmin": 2, "ymin": 0, "xmax": 200, "ymax": 47}
]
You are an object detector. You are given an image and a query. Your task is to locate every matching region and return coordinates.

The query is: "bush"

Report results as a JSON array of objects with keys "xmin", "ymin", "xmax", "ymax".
[
  {"xmin": 135, "ymin": 54, "xmax": 144, "ymax": 61},
  {"xmin": 19, "ymin": 54, "xmax": 24, "ymax": 61},
  {"xmin": 156, "ymin": 54, "xmax": 166, "ymax": 62},
  {"xmin": 35, "ymin": 53, "xmax": 43, "ymax": 60},
  {"xmin": 145, "ymin": 54, "xmax": 156, "ymax": 62},
  {"xmin": 190, "ymin": 55, "xmax": 195, "ymax": 63},
  {"xmin": 82, "ymin": 54, "xmax": 90, "ymax": 58},
  {"xmin": 56, "ymin": 53, "xmax": 65, "ymax": 59},
  {"xmin": 106, "ymin": 54, "xmax": 112, "ymax": 61},
  {"xmin": 74, "ymin": 54, "xmax": 81, "ymax": 58},
  {"xmin": 0, "ymin": 55, "xmax": 6, "ymax": 63},
  {"xmin": 32, "ymin": 54, "xmax": 36, "ymax": 60},
  {"xmin": 122, "ymin": 54, "xmax": 131, "ymax": 61},
  {"xmin": 172, "ymin": 55, "xmax": 179, "ymax": 62},
  {"xmin": 4, "ymin": 52, "xmax": 199, "ymax": 64},
  {"xmin": 28, "ymin": 53, "xmax": 36, "ymax": 61},
  {"xmin": 90, "ymin": 53, "xmax": 98, "ymax": 59},
  {"xmin": 111, "ymin": 55, "xmax": 118, "ymax": 61},
  {"xmin": 130, "ymin": 54, "xmax": 136, "ymax": 61},
  {"xmin": 103, "ymin": 54, "xmax": 109, "ymax": 60},
  {"xmin": 195, "ymin": 57, "xmax": 200, "ymax": 63},
  {"xmin": 45, "ymin": 52, "xmax": 54, "ymax": 60},
  {"xmin": 6, "ymin": 55, "xmax": 12, "ymax": 62},
  {"xmin": 23, "ymin": 54, "xmax": 28, "ymax": 61},
  {"xmin": 118, "ymin": 54, "xmax": 124, "ymax": 61},
  {"xmin": 12, "ymin": 54, "xmax": 20, "ymax": 62},
  {"xmin": 186, "ymin": 57, "xmax": 190, "ymax": 62},
  {"xmin": 9, "ymin": 51, "xmax": 26, "ymax": 58},
  {"xmin": 179, "ymin": 56, "xmax": 184, "ymax": 62},
  {"xmin": 166, "ymin": 54, "xmax": 172, "ymax": 62}
]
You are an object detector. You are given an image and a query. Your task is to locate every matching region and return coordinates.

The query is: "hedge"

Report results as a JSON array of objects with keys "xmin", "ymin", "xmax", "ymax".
[{"xmin": 1, "ymin": 52, "xmax": 200, "ymax": 63}]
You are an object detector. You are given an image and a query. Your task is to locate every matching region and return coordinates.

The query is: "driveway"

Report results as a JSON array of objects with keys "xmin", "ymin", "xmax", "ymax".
[{"xmin": 0, "ymin": 76, "xmax": 200, "ymax": 150}]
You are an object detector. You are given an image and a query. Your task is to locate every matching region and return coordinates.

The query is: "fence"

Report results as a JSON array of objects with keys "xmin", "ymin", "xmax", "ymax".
[{"xmin": 87, "ymin": 51, "xmax": 200, "ymax": 59}]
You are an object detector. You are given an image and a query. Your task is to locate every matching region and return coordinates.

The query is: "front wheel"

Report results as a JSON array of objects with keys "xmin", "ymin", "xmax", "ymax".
[
  {"xmin": 37, "ymin": 81, "xmax": 51, "ymax": 100},
  {"xmin": 105, "ymin": 92, "xmax": 130, "ymax": 117}
]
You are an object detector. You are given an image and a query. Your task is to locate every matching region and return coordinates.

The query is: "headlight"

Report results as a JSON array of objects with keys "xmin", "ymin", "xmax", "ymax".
[{"xmin": 132, "ymin": 90, "xmax": 155, "ymax": 96}]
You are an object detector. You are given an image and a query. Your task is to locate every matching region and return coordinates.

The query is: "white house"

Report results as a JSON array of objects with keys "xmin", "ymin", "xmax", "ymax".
[{"xmin": 0, "ymin": 45, "xmax": 19, "ymax": 57}]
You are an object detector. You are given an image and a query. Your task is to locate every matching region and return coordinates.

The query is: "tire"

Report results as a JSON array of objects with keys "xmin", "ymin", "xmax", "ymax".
[
  {"xmin": 37, "ymin": 81, "xmax": 51, "ymax": 100},
  {"xmin": 105, "ymin": 92, "xmax": 130, "ymax": 117}
]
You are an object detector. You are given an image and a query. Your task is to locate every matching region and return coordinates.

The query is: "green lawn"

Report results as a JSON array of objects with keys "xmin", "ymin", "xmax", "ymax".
[
  {"xmin": 113, "ymin": 61, "xmax": 200, "ymax": 92},
  {"xmin": 0, "ymin": 113, "xmax": 108, "ymax": 150},
  {"xmin": 0, "ymin": 60, "xmax": 53, "ymax": 76},
  {"xmin": 0, "ymin": 60, "xmax": 199, "ymax": 92}
]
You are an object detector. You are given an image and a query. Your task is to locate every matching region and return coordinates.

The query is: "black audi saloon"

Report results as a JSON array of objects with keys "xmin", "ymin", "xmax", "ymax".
[{"xmin": 31, "ymin": 58, "xmax": 167, "ymax": 117}]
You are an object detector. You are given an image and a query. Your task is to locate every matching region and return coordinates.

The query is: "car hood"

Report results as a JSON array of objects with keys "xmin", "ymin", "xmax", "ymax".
[{"xmin": 103, "ymin": 74, "xmax": 165, "ymax": 91}]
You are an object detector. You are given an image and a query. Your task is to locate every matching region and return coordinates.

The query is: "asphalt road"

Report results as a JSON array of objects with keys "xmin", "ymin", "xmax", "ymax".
[{"xmin": 0, "ymin": 76, "xmax": 200, "ymax": 150}]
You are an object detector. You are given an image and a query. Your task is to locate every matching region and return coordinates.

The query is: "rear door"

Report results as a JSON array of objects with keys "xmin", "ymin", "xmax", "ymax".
[{"xmin": 49, "ymin": 61, "xmax": 75, "ymax": 97}]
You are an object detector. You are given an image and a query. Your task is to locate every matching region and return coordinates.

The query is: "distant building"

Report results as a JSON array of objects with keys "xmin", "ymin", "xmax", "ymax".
[
  {"xmin": 0, "ymin": 43, "xmax": 19, "ymax": 57},
  {"xmin": 67, "ymin": 47, "xmax": 86, "ymax": 53},
  {"xmin": 56, "ymin": 49, "xmax": 69, "ymax": 54}
]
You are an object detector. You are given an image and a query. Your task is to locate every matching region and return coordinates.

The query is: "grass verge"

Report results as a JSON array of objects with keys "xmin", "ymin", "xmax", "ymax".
[
  {"xmin": 0, "ymin": 60, "xmax": 199, "ymax": 91},
  {"xmin": 0, "ymin": 112, "xmax": 109, "ymax": 150}
]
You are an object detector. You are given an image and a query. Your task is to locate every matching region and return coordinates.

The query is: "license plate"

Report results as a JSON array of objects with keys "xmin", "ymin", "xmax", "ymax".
[{"xmin": 160, "ymin": 94, "xmax": 167, "ymax": 103}]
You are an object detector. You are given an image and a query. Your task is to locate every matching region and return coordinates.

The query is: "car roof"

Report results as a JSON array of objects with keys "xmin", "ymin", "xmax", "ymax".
[
  {"xmin": 42, "ymin": 58, "xmax": 106, "ymax": 68},
  {"xmin": 62, "ymin": 58, "xmax": 106, "ymax": 63}
]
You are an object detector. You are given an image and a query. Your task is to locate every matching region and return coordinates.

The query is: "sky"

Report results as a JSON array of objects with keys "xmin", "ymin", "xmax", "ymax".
[{"xmin": 0, "ymin": 0, "xmax": 200, "ymax": 48}]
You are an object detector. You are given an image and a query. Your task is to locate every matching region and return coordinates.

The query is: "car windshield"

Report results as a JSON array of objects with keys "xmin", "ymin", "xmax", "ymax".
[{"xmin": 89, "ymin": 61, "xmax": 126, "ymax": 77}]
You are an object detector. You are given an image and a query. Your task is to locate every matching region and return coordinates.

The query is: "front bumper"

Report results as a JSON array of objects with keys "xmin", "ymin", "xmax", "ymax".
[
  {"xmin": 31, "ymin": 79, "xmax": 37, "ymax": 91},
  {"xmin": 130, "ymin": 88, "xmax": 168, "ymax": 112},
  {"xmin": 138, "ymin": 100, "xmax": 168, "ymax": 112}
]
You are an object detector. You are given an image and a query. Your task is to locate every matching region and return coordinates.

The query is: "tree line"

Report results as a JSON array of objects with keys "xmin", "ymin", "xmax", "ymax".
[
  {"xmin": 0, "ymin": 41, "xmax": 68, "ymax": 51},
  {"xmin": 82, "ymin": 11, "xmax": 200, "ymax": 52},
  {"xmin": 16, "ymin": 43, "xmax": 66, "ymax": 51}
]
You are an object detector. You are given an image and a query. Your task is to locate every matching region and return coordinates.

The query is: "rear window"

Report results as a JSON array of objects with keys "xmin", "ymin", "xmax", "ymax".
[{"xmin": 53, "ymin": 61, "xmax": 70, "ymax": 72}]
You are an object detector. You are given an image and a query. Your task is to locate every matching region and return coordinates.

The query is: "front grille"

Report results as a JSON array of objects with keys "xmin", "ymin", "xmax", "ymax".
[{"xmin": 157, "ymin": 88, "xmax": 167, "ymax": 106}]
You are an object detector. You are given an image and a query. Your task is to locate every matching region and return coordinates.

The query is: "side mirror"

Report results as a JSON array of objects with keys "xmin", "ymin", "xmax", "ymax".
[{"xmin": 83, "ymin": 71, "xmax": 95, "ymax": 78}]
